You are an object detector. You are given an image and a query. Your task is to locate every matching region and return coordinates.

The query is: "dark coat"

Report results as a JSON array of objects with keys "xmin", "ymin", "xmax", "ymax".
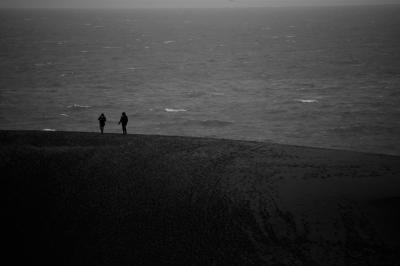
[
  {"xmin": 119, "ymin": 115, "xmax": 128, "ymax": 126},
  {"xmin": 98, "ymin": 115, "xmax": 106, "ymax": 126}
]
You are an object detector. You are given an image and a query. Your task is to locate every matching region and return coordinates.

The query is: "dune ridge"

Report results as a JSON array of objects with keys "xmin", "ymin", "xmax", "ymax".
[{"xmin": 2, "ymin": 130, "xmax": 400, "ymax": 265}]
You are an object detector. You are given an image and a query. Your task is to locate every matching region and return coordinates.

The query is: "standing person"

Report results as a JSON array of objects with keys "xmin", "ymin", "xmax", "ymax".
[
  {"xmin": 98, "ymin": 113, "xmax": 106, "ymax": 134},
  {"xmin": 118, "ymin": 112, "xmax": 128, "ymax": 135}
]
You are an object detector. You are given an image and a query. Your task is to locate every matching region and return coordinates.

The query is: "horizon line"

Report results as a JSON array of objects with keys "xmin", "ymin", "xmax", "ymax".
[{"xmin": 1, "ymin": 3, "xmax": 400, "ymax": 10}]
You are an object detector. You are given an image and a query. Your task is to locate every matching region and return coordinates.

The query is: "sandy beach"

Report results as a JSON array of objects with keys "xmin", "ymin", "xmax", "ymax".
[{"xmin": 2, "ymin": 130, "xmax": 400, "ymax": 265}]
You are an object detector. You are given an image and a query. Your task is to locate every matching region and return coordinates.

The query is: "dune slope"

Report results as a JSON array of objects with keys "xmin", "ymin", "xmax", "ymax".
[{"xmin": 2, "ymin": 130, "xmax": 400, "ymax": 265}]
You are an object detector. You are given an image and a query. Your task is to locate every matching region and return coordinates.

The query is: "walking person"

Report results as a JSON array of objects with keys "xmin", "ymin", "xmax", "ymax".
[
  {"xmin": 98, "ymin": 113, "xmax": 106, "ymax": 134},
  {"xmin": 118, "ymin": 112, "xmax": 128, "ymax": 135}
]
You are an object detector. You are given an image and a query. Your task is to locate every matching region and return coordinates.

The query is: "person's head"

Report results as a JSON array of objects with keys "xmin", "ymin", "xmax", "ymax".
[
  {"xmin": 122, "ymin": 112, "xmax": 126, "ymax": 116},
  {"xmin": 101, "ymin": 113, "xmax": 104, "ymax": 116}
]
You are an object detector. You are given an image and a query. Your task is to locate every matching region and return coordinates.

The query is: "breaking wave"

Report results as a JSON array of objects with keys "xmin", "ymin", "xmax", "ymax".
[
  {"xmin": 297, "ymin": 99, "xmax": 318, "ymax": 103},
  {"xmin": 165, "ymin": 108, "xmax": 187, "ymax": 112},
  {"xmin": 68, "ymin": 104, "xmax": 91, "ymax": 109}
]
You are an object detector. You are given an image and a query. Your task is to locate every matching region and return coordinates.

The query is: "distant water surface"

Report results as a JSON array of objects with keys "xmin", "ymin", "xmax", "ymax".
[{"xmin": 0, "ymin": 6, "xmax": 400, "ymax": 155}]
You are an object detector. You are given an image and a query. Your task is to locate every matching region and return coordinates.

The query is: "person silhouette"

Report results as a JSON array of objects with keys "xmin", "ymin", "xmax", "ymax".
[
  {"xmin": 98, "ymin": 113, "xmax": 106, "ymax": 134},
  {"xmin": 118, "ymin": 112, "xmax": 128, "ymax": 135}
]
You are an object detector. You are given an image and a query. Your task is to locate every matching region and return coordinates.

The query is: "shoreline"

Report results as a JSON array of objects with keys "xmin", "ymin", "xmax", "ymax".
[{"xmin": 2, "ymin": 129, "xmax": 399, "ymax": 158}]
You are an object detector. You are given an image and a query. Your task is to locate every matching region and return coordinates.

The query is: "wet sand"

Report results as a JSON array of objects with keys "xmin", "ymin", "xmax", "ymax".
[{"xmin": 2, "ymin": 130, "xmax": 400, "ymax": 265}]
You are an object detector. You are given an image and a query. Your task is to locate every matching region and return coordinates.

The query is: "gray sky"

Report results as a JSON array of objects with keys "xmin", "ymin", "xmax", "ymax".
[{"xmin": 0, "ymin": 0, "xmax": 398, "ymax": 9}]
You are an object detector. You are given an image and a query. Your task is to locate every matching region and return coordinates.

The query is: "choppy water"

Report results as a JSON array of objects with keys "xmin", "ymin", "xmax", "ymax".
[{"xmin": 1, "ymin": 6, "xmax": 400, "ymax": 155}]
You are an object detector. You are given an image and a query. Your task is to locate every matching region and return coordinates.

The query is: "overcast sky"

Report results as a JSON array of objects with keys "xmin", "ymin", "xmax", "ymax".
[{"xmin": 0, "ymin": 0, "xmax": 398, "ymax": 9}]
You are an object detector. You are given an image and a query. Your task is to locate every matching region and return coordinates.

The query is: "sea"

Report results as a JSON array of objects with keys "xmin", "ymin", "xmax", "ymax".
[{"xmin": 0, "ymin": 6, "xmax": 400, "ymax": 155}]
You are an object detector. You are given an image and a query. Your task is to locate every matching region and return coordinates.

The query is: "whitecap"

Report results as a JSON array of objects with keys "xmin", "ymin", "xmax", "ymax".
[
  {"xmin": 80, "ymin": 50, "xmax": 89, "ymax": 53},
  {"xmin": 286, "ymin": 35, "xmax": 296, "ymax": 38},
  {"xmin": 163, "ymin": 40, "xmax": 175, "ymax": 44},
  {"xmin": 297, "ymin": 99, "xmax": 318, "ymax": 103},
  {"xmin": 165, "ymin": 108, "xmax": 187, "ymax": 112},
  {"xmin": 60, "ymin": 113, "xmax": 69, "ymax": 117},
  {"xmin": 144, "ymin": 46, "xmax": 150, "ymax": 49},
  {"xmin": 102, "ymin": 46, "xmax": 121, "ymax": 49},
  {"xmin": 68, "ymin": 104, "xmax": 91, "ymax": 109},
  {"xmin": 42, "ymin": 128, "xmax": 56, "ymax": 132}
]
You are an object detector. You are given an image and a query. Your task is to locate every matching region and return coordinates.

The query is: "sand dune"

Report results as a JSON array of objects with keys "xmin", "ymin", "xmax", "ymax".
[{"xmin": 2, "ymin": 130, "xmax": 399, "ymax": 265}]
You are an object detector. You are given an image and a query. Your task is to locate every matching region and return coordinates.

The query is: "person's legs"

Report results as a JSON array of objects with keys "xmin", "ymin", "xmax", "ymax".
[{"xmin": 100, "ymin": 125, "xmax": 104, "ymax": 134}]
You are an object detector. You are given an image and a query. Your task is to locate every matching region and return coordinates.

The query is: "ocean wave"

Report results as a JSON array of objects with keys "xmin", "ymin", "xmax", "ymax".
[
  {"xmin": 165, "ymin": 108, "xmax": 187, "ymax": 112},
  {"xmin": 68, "ymin": 104, "xmax": 91, "ymax": 109},
  {"xmin": 297, "ymin": 99, "xmax": 318, "ymax": 103},
  {"xmin": 60, "ymin": 113, "xmax": 70, "ymax": 117},
  {"xmin": 102, "ymin": 46, "xmax": 121, "ymax": 49},
  {"xmin": 330, "ymin": 124, "xmax": 398, "ymax": 135},
  {"xmin": 163, "ymin": 40, "xmax": 175, "ymax": 44},
  {"xmin": 42, "ymin": 128, "xmax": 56, "ymax": 132},
  {"xmin": 60, "ymin": 72, "xmax": 74, "ymax": 77},
  {"xmin": 184, "ymin": 119, "xmax": 233, "ymax": 127},
  {"xmin": 34, "ymin": 62, "xmax": 52, "ymax": 67}
]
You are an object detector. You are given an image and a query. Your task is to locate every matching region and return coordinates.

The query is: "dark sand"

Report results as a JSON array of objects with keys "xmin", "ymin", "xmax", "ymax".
[{"xmin": 2, "ymin": 130, "xmax": 400, "ymax": 265}]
